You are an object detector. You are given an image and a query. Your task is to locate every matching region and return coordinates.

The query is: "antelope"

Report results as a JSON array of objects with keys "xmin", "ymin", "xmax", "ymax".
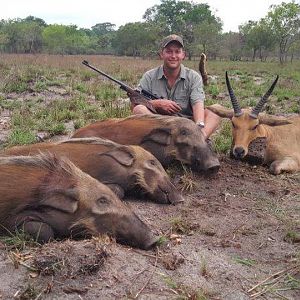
[{"xmin": 208, "ymin": 72, "xmax": 300, "ymax": 174}]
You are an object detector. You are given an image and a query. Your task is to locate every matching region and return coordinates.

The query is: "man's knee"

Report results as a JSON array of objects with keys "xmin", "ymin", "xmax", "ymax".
[{"xmin": 132, "ymin": 105, "xmax": 152, "ymax": 115}]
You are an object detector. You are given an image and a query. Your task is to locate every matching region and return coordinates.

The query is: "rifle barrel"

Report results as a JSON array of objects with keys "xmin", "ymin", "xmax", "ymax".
[{"xmin": 82, "ymin": 60, "xmax": 132, "ymax": 90}]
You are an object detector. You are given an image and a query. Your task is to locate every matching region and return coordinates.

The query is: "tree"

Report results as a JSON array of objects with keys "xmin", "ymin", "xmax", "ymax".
[
  {"xmin": 112, "ymin": 22, "xmax": 159, "ymax": 57},
  {"xmin": 20, "ymin": 21, "xmax": 44, "ymax": 53},
  {"xmin": 265, "ymin": 1, "xmax": 300, "ymax": 63},
  {"xmin": 193, "ymin": 20, "xmax": 221, "ymax": 59},
  {"xmin": 219, "ymin": 32, "xmax": 244, "ymax": 61},
  {"xmin": 0, "ymin": 17, "xmax": 45, "ymax": 53},
  {"xmin": 91, "ymin": 22, "xmax": 115, "ymax": 35},
  {"xmin": 239, "ymin": 19, "xmax": 276, "ymax": 61},
  {"xmin": 42, "ymin": 25, "xmax": 90, "ymax": 54},
  {"xmin": 24, "ymin": 16, "xmax": 47, "ymax": 27},
  {"xmin": 91, "ymin": 22, "xmax": 116, "ymax": 54},
  {"xmin": 143, "ymin": 0, "xmax": 192, "ymax": 34},
  {"xmin": 143, "ymin": 0, "xmax": 222, "ymax": 59}
]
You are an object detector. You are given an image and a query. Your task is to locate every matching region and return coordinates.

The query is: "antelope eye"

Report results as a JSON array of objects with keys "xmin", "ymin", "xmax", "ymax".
[
  {"xmin": 252, "ymin": 124, "xmax": 259, "ymax": 130},
  {"xmin": 232, "ymin": 122, "xmax": 236, "ymax": 128}
]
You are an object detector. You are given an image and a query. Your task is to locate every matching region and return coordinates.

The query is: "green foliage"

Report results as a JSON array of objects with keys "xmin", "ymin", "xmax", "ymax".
[
  {"xmin": 156, "ymin": 235, "xmax": 168, "ymax": 246},
  {"xmin": 94, "ymin": 84, "xmax": 122, "ymax": 101},
  {"xmin": 143, "ymin": 0, "xmax": 222, "ymax": 58},
  {"xmin": 42, "ymin": 24, "xmax": 91, "ymax": 54},
  {"xmin": 206, "ymin": 84, "xmax": 219, "ymax": 98},
  {"xmin": 287, "ymin": 102, "xmax": 300, "ymax": 113},
  {"xmin": 162, "ymin": 274, "xmax": 209, "ymax": 299},
  {"xmin": 265, "ymin": 1, "xmax": 300, "ymax": 63},
  {"xmin": 112, "ymin": 22, "xmax": 158, "ymax": 56},
  {"xmin": 75, "ymin": 83, "xmax": 88, "ymax": 93},
  {"xmin": 33, "ymin": 79, "xmax": 47, "ymax": 92},
  {"xmin": 0, "ymin": 228, "xmax": 40, "ymax": 251},
  {"xmin": 233, "ymin": 256, "xmax": 256, "ymax": 267},
  {"xmin": 7, "ymin": 128, "xmax": 37, "ymax": 146},
  {"xmin": 0, "ymin": 18, "xmax": 43, "ymax": 53},
  {"xmin": 49, "ymin": 123, "xmax": 66, "ymax": 135},
  {"xmin": 0, "ymin": 3, "xmax": 299, "ymax": 61},
  {"xmin": 212, "ymin": 120, "xmax": 232, "ymax": 154},
  {"xmin": 239, "ymin": 19, "xmax": 276, "ymax": 61},
  {"xmin": 3, "ymin": 77, "xmax": 28, "ymax": 93}
]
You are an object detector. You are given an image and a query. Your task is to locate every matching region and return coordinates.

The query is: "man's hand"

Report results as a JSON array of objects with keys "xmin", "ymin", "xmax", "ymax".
[
  {"xmin": 127, "ymin": 90, "xmax": 157, "ymax": 113},
  {"xmin": 150, "ymin": 99, "xmax": 182, "ymax": 115}
]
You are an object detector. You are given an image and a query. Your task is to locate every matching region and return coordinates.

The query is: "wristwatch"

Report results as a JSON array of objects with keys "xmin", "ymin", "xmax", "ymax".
[{"xmin": 196, "ymin": 121, "xmax": 205, "ymax": 128}]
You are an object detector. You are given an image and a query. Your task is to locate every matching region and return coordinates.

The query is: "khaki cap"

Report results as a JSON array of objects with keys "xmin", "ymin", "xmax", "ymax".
[{"xmin": 161, "ymin": 34, "xmax": 184, "ymax": 48}]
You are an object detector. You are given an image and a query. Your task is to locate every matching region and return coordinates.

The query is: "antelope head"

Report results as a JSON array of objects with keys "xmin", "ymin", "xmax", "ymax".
[{"xmin": 208, "ymin": 72, "xmax": 290, "ymax": 159}]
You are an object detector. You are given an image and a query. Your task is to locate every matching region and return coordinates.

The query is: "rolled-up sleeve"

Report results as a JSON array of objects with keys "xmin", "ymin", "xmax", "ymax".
[{"xmin": 189, "ymin": 72, "xmax": 205, "ymax": 106}]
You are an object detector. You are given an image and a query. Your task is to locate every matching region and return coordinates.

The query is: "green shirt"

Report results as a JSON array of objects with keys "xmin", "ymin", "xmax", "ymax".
[{"xmin": 138, "ymin": 64, "xmax": 205, "ymax": 116}]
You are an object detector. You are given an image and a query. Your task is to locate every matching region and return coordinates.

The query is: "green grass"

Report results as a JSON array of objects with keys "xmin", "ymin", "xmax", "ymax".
[
  {"xmin": 212, "ymin": 120, "xmax": 232, "ymax": 154},
  {"xmin": 162, "ymin": 275, "xmax": 210, "ymax": 300},
  {"xmin": 94, "ymin": 83, "xmax": 123, "ymax": 101},
  {"xmin": 7, "ymin": 129, "xmax": 37, "ymax": 146},
  {"xmin": 169, "ymin": 217, "xmax": 193, "ymax": 235},
  {"xmin": 233, "ymin": 256, "xmax": 256, "ymax": 267},
  {"xmin": 0, "ymin": 55, "xmax": 299, "ymax": 147},
  {"xmin": 0, "ymin": 228, "xmax": 40, "ymax": 251}
]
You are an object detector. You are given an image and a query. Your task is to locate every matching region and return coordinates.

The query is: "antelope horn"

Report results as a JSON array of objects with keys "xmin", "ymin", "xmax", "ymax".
[
  {"xmin": 225, "ymin": 71, "xmax": 243, "ymax": 116},
  {"xmin": 250, "ymin": 75, "xmax": 279, "ymax": 118}
]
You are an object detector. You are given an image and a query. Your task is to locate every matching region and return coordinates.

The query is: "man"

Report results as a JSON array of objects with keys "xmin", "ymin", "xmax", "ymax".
[{"xmin": 130, "ymin": 34, "xmax": 220, "ymax": 140}]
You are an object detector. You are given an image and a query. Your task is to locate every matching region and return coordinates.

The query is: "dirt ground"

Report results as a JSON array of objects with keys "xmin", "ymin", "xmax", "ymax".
[{"xmin": 0, "ymin": 152, "xmax": 299, "ymax": 299}]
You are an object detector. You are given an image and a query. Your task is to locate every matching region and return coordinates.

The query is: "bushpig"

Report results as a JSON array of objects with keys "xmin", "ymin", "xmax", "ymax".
[
  {"xmin": 0, "ymin": 154, "xmax": 158, "ymax": 249},
  {"xmin": 4, "ymin": 138, "xmax": 182, "ymax": 204},
  {"xmin": 72, "ymin": 114, "xmax": 220, "ymax": 173}
]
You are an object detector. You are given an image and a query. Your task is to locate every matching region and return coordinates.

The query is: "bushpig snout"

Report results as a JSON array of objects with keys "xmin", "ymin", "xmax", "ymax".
[{"xmin": 105, "ymin": 212, "xmax": 159, "ymax": 250}]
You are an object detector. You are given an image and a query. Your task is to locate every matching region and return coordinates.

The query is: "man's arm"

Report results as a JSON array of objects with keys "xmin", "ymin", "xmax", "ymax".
[
  {"xmin": 192, "ymin": 101, "xmax": 205, "ymax": 124},
  {"xmin": 192, "ymin": 101, "xmax": 206, "ymax": 138},
  {"xmin": 150, "ymin": 99, "xmax": 181, "ymax": 115}
]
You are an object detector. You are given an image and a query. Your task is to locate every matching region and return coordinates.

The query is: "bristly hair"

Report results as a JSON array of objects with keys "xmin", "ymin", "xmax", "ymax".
[
  {"xmin": 0, "ymin": 153, "xmax": 76, "ymax": 176},
  {"xmin": 118, "ymin": 113, "xmax": 187, "ymax": 126},
  {"xmin": 59, "ymin": 137, "xmax": 120, "ymax": 148}
]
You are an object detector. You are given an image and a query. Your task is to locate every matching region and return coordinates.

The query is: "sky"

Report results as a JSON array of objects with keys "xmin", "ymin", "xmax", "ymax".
[{"xmin": 0, "ymin": 0, "xmax": 291, "ymax": 33}]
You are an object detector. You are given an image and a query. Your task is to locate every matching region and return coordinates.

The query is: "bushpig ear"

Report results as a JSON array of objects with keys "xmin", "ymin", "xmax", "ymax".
[
  {"xmin": 207, "ymin": 104, "xmax": 234, "ymax": 119},
  {"xmin": 99, "ymin": 147, "xmax": 135, "ymax": 167},
  {"xmin": 41, "ymin": 188, "xmax": 79, "ymax": 213},
  {"xmin": 141, "ymin": 128, "xmax": 172, "ymax": 145},
  {"xmin": 258, "ymin": 114, "xmax": 292, "ymax": 126}
]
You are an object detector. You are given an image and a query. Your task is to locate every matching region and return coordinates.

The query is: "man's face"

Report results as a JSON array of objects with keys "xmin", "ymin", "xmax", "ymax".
[{"xmin": 160, "ymin": 42, "xmax": 185, "ymax": 70}]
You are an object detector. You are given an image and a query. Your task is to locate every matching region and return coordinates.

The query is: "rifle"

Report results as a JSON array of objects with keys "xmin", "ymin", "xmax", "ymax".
[{"xmin": 82, "ymin": 60, "xmax": 157, "ymax": 113}]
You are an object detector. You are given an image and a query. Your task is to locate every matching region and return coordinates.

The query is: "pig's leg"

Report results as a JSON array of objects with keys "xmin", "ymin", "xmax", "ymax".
[{"xmin": 21, "ymin": 221, "xmax": 54, "ymax": 243}]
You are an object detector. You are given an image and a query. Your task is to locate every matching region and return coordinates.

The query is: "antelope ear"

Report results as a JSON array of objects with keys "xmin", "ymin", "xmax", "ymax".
[
  {"xmin": 141, "ymin": 128, "xmax": 172, "ymax": 145},
  {"xmin": 41, "ymin": 188, "xmax": 79, "ymax": 213},
  {"xmin": 258, "ymin": 114, "xmax": 292, "ymax": 126},
  {"xmin": 98, "ymin": 147, "xmax": 135, "ymax": 167},
  {"xmin": 207, "ymin": 104, "xmax": 234, "ymax": 119}
]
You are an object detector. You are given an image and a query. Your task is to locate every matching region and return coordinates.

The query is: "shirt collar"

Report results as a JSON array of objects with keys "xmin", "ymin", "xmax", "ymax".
[{"xmin": 157, "ymin": 64, "xmax": 187, "ymax": 80}]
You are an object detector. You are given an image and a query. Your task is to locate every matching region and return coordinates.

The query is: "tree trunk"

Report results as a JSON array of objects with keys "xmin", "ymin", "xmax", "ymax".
[{"xmin": 252, "ymin": 48, "xmax": 257, "ymax": 62}]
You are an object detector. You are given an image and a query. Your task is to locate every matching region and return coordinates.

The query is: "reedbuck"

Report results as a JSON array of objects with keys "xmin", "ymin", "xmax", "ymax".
[{"xmin": 208, "ymin": 72, "xmax": 300, "ymax": 175}]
